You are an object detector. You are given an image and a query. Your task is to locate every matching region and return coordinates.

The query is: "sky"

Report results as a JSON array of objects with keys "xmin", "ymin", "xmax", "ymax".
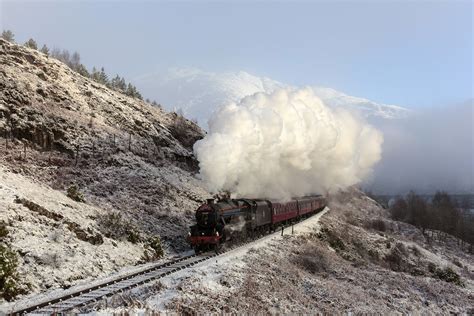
[{"xmin": 1, "ymin": 0, "xmax": 472, "ymax": 109}]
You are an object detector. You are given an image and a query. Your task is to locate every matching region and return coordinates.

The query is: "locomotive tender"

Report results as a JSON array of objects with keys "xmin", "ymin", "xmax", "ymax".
[{"xmin": 188, "ymin": 196, "xmax": 326, "ymax": 252}]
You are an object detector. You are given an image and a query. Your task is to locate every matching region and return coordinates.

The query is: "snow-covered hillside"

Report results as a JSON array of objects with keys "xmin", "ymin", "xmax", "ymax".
[
  {"xmin": 0, "ymin": 38, "xmax": 209, "ymax": 302},
  {"xmin": 135, "ymin": 68, "xmax": 410, "ymax": 126}
]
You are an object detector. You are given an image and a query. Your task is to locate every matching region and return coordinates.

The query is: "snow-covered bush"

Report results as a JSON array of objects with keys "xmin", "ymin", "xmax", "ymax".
[
  {"xmin": 0, "ymin": 244, "xmax": 25, "ymax": 301},
  {"xmin": 317, "ymin": 227, "xmax": 345, "ymax": 252},
  {"xmin": 39, "ymin": 252, "xmax": 61, "ymax": 268},
  {"xmin": 365, "ymin": 218, "xmax": 387, "ymax": 232},
  {"xmin": 429, "ymin": 264, "xmax": 463, "ymax": 286},
  {"xmin": 385, "ymin": 242, "xmax": 410, "ymax": 271},
  {"xmin": 97, "ymin": 212, "xmax": 142, "ymax": 243},
  {"xmin": 142, "ymin": 236, "xmax": 164, "ymax": 262},
  {"xmin": 294, "ymin": 243, "xmax": 331, "ymax": 275},
  {"xmin": 0, "ymin": 222, "xmax": 8, "ymax": 239},
  {"xmin": 67, "ymin": 185, "xmax": 85, "ymax": 203}
]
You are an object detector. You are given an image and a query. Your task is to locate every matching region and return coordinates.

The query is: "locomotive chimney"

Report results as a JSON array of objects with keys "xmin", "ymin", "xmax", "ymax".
[{"xmin": 207, "ymin": 198, "xmax": 215, "ymax": 204}]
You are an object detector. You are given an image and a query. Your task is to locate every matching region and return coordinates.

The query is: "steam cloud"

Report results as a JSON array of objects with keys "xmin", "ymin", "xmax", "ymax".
[{"xmin": 194, "ymin": 88, "xmax": 384, "ymax": 199}]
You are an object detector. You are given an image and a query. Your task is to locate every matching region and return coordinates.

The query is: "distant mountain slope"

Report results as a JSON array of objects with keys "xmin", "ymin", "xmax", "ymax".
[
  {"xmin": 135, "ymin": 68, "xmax": 410, "ymax": 126},
  {"xmin": 0, "ymin": 39, "xmax": 209, "ymax": 300},
  {"xmin": 311, "ymin": 87, "xmax": 411, "ymax": 120}
]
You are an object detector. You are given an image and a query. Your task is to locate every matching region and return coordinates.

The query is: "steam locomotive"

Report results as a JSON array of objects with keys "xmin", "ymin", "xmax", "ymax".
[{"xmin": 188, "ymin": 196, "xmax": 326, "ymax": 252}]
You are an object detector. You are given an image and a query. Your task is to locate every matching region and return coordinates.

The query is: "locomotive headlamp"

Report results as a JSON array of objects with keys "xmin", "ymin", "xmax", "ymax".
[{"xmin": 215, "ymin": 231, "xmax": 219, "ymax": 236}]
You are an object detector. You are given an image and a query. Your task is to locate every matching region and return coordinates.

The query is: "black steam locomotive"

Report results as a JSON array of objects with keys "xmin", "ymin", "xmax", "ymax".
[{"xmin": 188, "ymin": 196, "xmax": 326, "ymax": 252}]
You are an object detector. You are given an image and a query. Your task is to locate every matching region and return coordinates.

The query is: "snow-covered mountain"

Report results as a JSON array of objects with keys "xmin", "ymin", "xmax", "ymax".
[
  {"xmin": 135, "ymin": 68, "xmax": 410, "ymax": 127},
  {"xmin": 311, "ymin": 87, "xmax": 411, "ymax": 120}
]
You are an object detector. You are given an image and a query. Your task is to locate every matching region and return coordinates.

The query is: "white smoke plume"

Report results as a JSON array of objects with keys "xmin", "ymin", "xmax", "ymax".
[{"xmin": 194, "ymin": 88, "xmax": 383, "ymax": 200}]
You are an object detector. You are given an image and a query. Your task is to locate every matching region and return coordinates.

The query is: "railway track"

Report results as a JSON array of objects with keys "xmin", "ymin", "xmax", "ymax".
[
  {"xmin": 7, "ymin": 252, "xmax": 217, "ymax": 315},
  {"xmin": 7, "ymin": 209, "xmax": 326, "ymax": 315}
]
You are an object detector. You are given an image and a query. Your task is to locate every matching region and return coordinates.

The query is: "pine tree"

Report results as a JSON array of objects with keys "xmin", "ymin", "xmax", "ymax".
[
  {"xmin": 24, "ymin": 38, "xmax": 38, "ymax": 50},
  {"xmin": 76, "ymin": 64, "xmax": 90, "ymax": 77},
  {"xmin": 152, "ymin": 100, "xmax": 162, "ymax": 109},
  {"xmin": 119, "ymin": 77, "xmax": 126, "ymax": 91},
  {"xmin": 98, "ymin": 67, "xmax": 108, "ymax": 85},
  {"xmin": 110, "ymin": 75, "xmax": 121, "ymax": 90},
  {"xmin": 40, "ymin": 44, "xmax": 49, "ymax": 55},
  {"xmin": 134, "ymin": 87, "xmax": 143, "ymax": 100},
  {"xmin": 1, "ymin": 30, "xmax": 14, "ymax": 42},
  {"xmin": 91, "ymin": 67, "xmax": 100, "ymax": 82},
  {"xmin": 126, "ymin": 83, "xmax": 135, "ymax": 97}
]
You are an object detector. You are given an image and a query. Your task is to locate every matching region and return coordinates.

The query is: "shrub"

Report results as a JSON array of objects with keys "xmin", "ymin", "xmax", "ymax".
[
  {"xmin": 67, "ymin": 185, "xmax": 85, "ymax": 203},
  {"xmin": 318, "ymin": 227, "xmax": 345, "ymax": 251},
  {"xmin": 39, "ymin": 252, "xmax": 61, "ymax": 268},
  {"xmin": 0, "ymin": 222, "xmax": 8, "ymax": 239},
  {"xmin": 127, "ymin": 228, "xmax": 141, "ymax": 244},
  {"xmin": 147, "ymin": 236, "xmax": 164, "ymax": 259},
  {"xmin": 432, "ymin": 265, "xmax": 463, "ymax": 286},
  {"xmin": 410, "ymin": 244, "xmax": 421, "ymax": 257},
  {"xmin": 97, "ymin": 212, "xmax": 142, "ymax": 244},
  {"xmin": 0, "ymin": 245, "xmax": 25, "ymax": 301},
  {"xmin": 368, "ymin": 248, "xmax": 380, "ymax": 260},
  {"xmin": 366, "ymin": 219, "xmax": 387, "ymax": 232},
  {"xmin": 294, "ymin": 245, "xmax": 330, "ymax": 275},
  {"xmin": 385, "ymin": 242, "xmax": 409, "ymax": 271},
  {"xmin": 141, "ymin": 236, "xmax": 164, "ymax": 262}
]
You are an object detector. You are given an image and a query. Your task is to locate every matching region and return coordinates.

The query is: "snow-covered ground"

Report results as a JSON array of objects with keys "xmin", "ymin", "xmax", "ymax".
[
  {"xmin": 91, "ymin": 208, "xmax": 329, "ymax": 314},
  {"xmin": 0, "ymin": 165, "xmax": 145, "ymax": 313},
  {"xmin": 84, "ymin": 191, "xmax": 473, "ymax": 314}
]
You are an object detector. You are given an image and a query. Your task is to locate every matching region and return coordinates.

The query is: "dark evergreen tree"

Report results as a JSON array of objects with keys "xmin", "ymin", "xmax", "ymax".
[
  {"xmin": 119, "ymin": 77, "xmax": 127, "ymax": 91},
  {"xmin": 24, "ymin": 38, "xmax": 38, "ymax": 50},
  {"xmin": 91, "ymin": 67, "xmax": 100, "ymax": 82},
  {"xmin": 76, "ymin": 64, "xmax": 90, "ymax": 78},
  {"xmin": 126, "ymin": 83, "xmax": 134, "ymax": 97},
  {"xmin": 110, "ymin": 75, "xmax": 121, "ymax": 90},
  {"xmin": 40, "ymin": 44, "xmax": 49, "ymax": 55},
  {"xmin": 1, "ymin": 30, "xmax": 14, "ymax": 42},
  {"xmin": 98, "ymin": 67, "xmax": 108, "ymax": 85},
  {"xmin": 135, "ymin": 88, "xmax": 143, "ymax": 100}
]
